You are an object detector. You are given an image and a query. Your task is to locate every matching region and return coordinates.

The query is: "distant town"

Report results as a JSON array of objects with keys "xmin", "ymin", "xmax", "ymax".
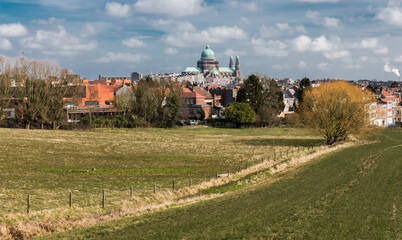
[{"xmin": 2, "ymin": 45, "xmax": 402, "ymax": 128}]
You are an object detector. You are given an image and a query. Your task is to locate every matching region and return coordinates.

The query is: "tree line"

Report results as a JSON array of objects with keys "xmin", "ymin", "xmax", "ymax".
[
  {"xmin": 112, "ymin": 76, "xmax": 181, "ymax": 128},
  {"xmin": 0, "ymin": 56, "xmax": 70, "ymax": 129}
]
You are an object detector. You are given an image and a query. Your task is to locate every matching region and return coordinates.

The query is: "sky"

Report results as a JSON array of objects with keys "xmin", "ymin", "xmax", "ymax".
[{"xmin": 1, "ymin": 0, "xmax": 402, "ymax": 81}]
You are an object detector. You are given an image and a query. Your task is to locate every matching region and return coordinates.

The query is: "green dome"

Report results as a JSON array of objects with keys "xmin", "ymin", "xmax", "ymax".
[{"xmin": 201, "ymin": 45, "xmax": 215, "ymax": 59}]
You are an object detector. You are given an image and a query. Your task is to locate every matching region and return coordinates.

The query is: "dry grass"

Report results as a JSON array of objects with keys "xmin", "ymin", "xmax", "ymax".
[{"xmin": 0, "ymin": 126, "xmax": 329, "ymax": 239}]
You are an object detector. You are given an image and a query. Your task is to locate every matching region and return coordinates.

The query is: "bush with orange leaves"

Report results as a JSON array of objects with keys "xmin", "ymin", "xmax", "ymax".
[{"xmin": 300, "ymin": 81, "xmax": 375, "ymax": 145}]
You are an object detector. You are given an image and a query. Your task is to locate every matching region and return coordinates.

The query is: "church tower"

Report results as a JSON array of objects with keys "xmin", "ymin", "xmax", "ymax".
[
  {"xmin": 235, "ymin": 56, "xmax": 241, "ymax": 79},
  {"xmin": 229, "ymin": 56, "xmax": 234, "ymax": 68}
]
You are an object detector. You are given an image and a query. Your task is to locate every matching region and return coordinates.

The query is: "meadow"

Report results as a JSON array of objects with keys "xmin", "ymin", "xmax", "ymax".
[
  {"xmin": 0, "ymin": 127, "xmax": 322, "ymax": 219},
  {"xmin": 41, "ymin": 128, "xmax": 401, "ymax": 240}
]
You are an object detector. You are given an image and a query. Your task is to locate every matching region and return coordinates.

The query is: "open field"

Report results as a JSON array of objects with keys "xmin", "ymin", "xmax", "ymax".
[
  {"xmin": 0, "ymin": 127, "xmax": 322, "ymax": 219},
  {"xmin": 40, "ymin": 129, "xmax": 401, "ymax": 240}
]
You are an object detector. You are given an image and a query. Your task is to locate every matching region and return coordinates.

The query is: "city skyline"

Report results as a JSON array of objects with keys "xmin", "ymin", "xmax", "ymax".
[{"xmin": 1, "ymin": 0, "xmax": 402, "ymax": 81}]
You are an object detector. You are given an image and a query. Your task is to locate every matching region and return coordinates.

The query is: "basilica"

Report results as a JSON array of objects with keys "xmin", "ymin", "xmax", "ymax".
[{"xmin": 183, "ymin": 45, "xmax": 241, "ymax": 79}]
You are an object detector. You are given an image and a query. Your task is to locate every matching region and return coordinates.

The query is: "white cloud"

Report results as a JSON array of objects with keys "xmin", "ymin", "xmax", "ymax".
[
  {"xmin": 272, "ymin": 64, "xmax": 290, "ymax": 70},
  {"xmin": 31, "ymin": 17, "xmax": 65, "ymax": 25},
  {"xmin": 318, "ymin": 62, "xmax": 329, "ymax": 70},
  {"xmin": 134, "ymin": 0, "xmax": 204, "ymax": 18},
  {"xmin": 0, "ymin": 23, "xmax": 28, "ymax": 37},
  {"xmin": 260, "ymin": 23, "xmax": 305, "ymax": 38},
  {"xmin": 361, "ymin": 38, "xmax": 378, "ymax": 48},
  {"xmin": 375, "ymin": 47, "xmax": 389, "ymax": 55},
  {"xmin": 244, "ymin": 2, "xmax": 257, "ymax": 12},
  {"xmin": 306, "ymin": 11, "xmax": 340, "ymax": 28},
  {"xmin": 377, "ymin": 7, "xmax": 402, "ymax": 26},
  {"xmin": 20, "ymin": 26, "xmax": 97, "ymax": 56},
  {"xmin": 324, "ymin": 17, "xmax": 340, "ymax": 28},
  {"xmin": 306, "ymin": 10, "xmax": 320, "ymax": 19},
  {"xmin": 298, "ymin": 61, "xmax": 307, "ymax": 69},
  {"xmin": 152, "ymin": 19, "xmax": 196, "ymax": 32},
  {"xmin": 123, "ymin": 38, "xmax": 146, "ymax": 48},
  {"xmin": 163, "ymin": 26, "xmax": 246, "ymax": 47},
  {"xmin": 224, "ymin": 48, "xmax": 246, "ymax": 56},
  {"xmin": 292, "ymin": 35, "xmax": 336, "ymax": 52},
  {"xmin": 324, "ymin": 50, "xmax": 350, "ymax": 59},
  {"xmin": 251, "ymin": 38, "xmax": 288, "ymax": 57},
  {"xmin": 394, "ymin": 55, "xmax": 402, "ymax": 62},
  {"xmin": 105, "ymin": 2, "xmax": 131, "ymax": 18},
  {"xmin": 0, "ymin": 38, "xmax": 13, "ymax": 50},
  {"xmin": 164, "ymin": 47, "xmax": 178, "ymax": 55},
  {"xmin": 276, "ymin": 23, "xmax": 291, "ymax": 31},
  {"xmin": 96, "ymin": 52, "xmax": 150, "ymax": 63}
]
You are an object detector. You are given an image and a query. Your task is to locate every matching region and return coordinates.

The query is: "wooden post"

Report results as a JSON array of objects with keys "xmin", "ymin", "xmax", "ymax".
[
  {"xmin": 189, "ymin": 177, "xmax": 192, "ymax": 188},
  {"xmin": 69, "ymin": 192, "xmax": 72, "ymax": 208},
  {"xmin": 130, "ymin": 186, "xmax": 133, "ymax": 199},
  {"xmin": 102, "ymin": 190, "xmax": 105, "ymax": 209},
  {"xmin": 154, "ymin": 183, "xmax": 156, "ymax": 193},
  {"xmin": 172, "ymin": 180, "xmax": 175, "ymax": 191},
  {"xmin": 27, "ymin": 195, "xmax": 30, "ymax": 216}
]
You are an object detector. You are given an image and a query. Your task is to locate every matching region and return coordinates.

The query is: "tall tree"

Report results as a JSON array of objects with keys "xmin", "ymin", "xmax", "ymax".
[
  {"xmin": 390, "ymin": 81, "xmax": 398, "ymax": 88},
  {"xmin": 237, "ymin": 74, "xmax": 264, "ymax": 113},
  {"xmin": 296, "ymin": 77, "xmax": 311, "ymax": 104},
  {"xmin": 224, "ymin": 102, "xmax": 255, "ymax": 127},
  {"xmin": 237, "ymin": 74, "xmax": 284, "ymax": 125},
  {"xmin": 300, "ymin": 81, "xmax": 375, "ymax": 145}
]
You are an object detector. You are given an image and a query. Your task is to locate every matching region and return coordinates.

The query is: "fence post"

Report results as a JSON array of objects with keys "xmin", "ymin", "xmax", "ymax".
[
  {"xmin": 172, "ymin": 180, "xmax": 175, "ymax": 191},
  {"xmin": 102, "ymin": 190, "xmax": 105, "ymax": 209},
  {"xmin": 69, "ymin": 192, "xmax": 72, "ymax": 208},
  {"xmin": 154, "ymin": 183, "xmax": 156, "ymax": 194},
  {"xmin": 130, "ymin": 186, "xmax": 133, "ymax": 199},
  {"xmin": 189, "ymin": 177, "xmax": 192, "ymax": 188},
  {"xmin": 27, "ymin": 195, "xmax": 30, "ymax": 216}
]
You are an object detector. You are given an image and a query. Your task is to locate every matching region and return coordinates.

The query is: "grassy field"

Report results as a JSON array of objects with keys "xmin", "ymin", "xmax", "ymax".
[
  {"xmin": 0, "ymin": 126, "xmax": 321, "ymax": 219},
  {"xmin": 40, "ymin": 129, "xmax": 401, "ymax": 239}
]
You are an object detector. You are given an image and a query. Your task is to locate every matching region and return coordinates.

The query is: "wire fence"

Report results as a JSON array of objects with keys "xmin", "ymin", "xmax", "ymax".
[{"xmin": 18, "ymin": 142, "xmax": 327, "ymax": 216}]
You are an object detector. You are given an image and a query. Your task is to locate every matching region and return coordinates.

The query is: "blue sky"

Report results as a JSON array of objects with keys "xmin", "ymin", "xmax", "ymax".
[{"xmin": 1, "ymin": 0, "xmax": 402, "ymax": 81}]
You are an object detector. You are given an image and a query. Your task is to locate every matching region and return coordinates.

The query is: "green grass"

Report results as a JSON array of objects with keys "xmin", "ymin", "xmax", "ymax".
[
  {"xmin": 0, "ymin": 126, "xmax": 319, "ymax": 217},
  {"xmin": 40, "ymin": 129, "xmax": 401, "ymax": 239}
]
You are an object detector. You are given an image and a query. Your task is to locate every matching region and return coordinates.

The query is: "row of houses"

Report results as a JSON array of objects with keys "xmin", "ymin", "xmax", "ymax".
[
  {"xmin": 2, "ymin": 76, "xmax": 401, "ymax": 127},
  {"xmin": 368, "ymin": 88, "xmax": 402, "ymax": 127}
]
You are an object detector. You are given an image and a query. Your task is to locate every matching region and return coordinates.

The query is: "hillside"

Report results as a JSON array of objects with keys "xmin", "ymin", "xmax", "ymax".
[{"xmin": 40, "ymin": 129, "xmax": 401, "ymax": 239}]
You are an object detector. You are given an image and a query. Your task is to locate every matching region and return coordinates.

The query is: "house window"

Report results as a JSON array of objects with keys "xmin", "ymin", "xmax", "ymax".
[
  {"xmin": 85, "ymin": 101, "xmax": 99, "ymax": 106},
  {"xmin": 105, "ymin": 101, "xmax": 113, "ymax": 105}
]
